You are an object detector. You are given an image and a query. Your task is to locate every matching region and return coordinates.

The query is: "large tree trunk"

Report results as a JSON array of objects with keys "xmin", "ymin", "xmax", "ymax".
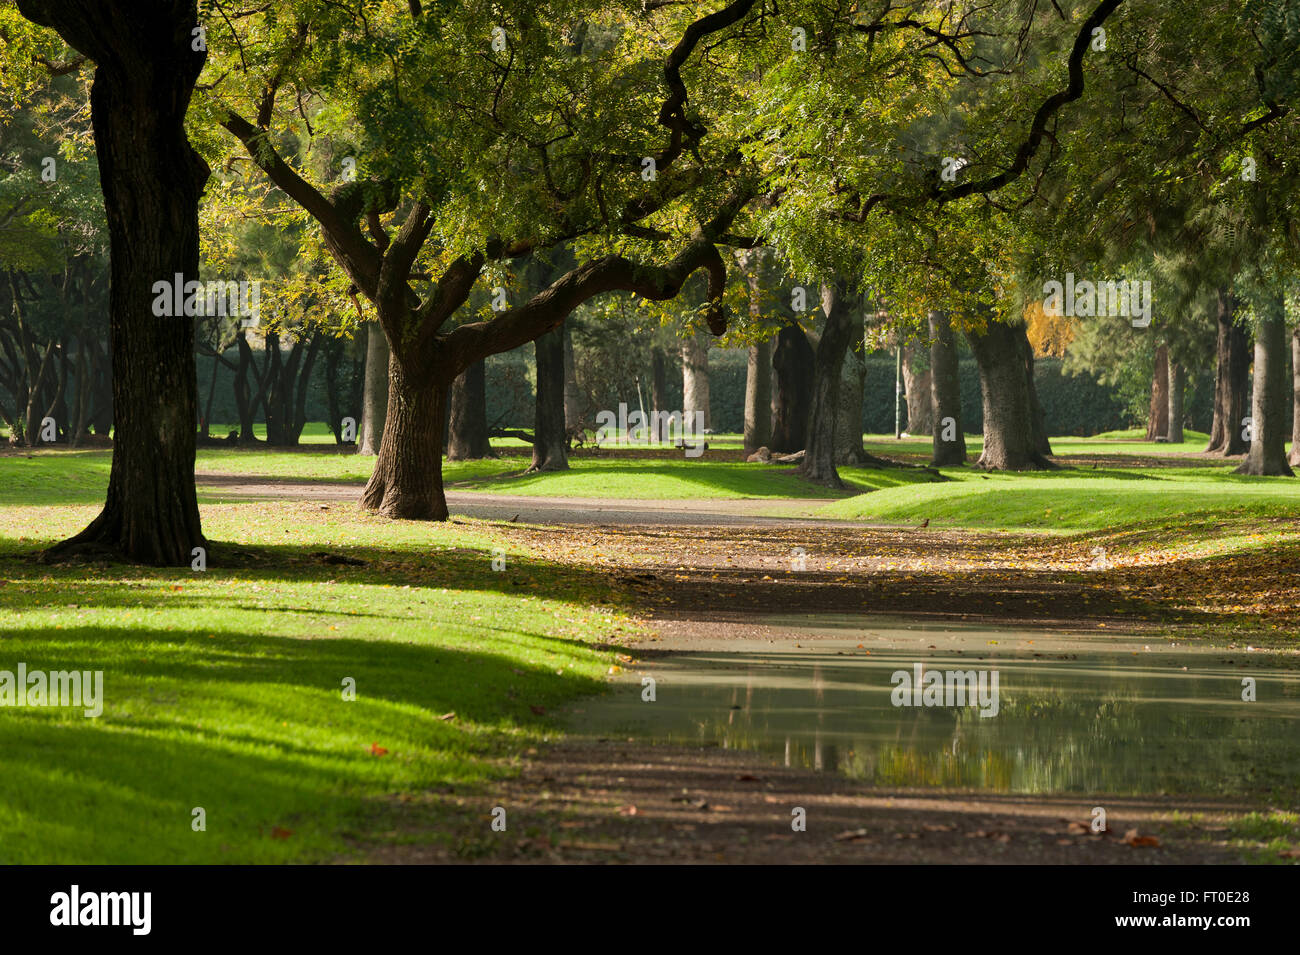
[
  {"xmin": 359, "ymin": 320, "xmax": 389, "ymax": 455},
  {"xmin": 1205, "ymin": 288, "xmax": 1251, "ymax": 455},
  {"xmin": 1167, "ymin": 359, "xmax": 1185, "ymax": 444},
  {"xmin": 361, "ymin": 355, "xmax": 448, "ymax": 519},
  {"xmin": 1290, "ymin": 328, "xmax": 1300, "ymax": 467},
  {"xmin": 966, "ymin": 319, "xmax": 1054, "ymax": 470},
  {"xmin": 30, "ymin": 0, "xmax": 209, "ymax": 565},
  {"xmin": 1145, "ymin": 344, "xmax": 1169, "ymax": 440},
  {"xmin": 531, "ymin": 323, "xmax": 568, "ymax": 471},
  {"xmin": 800, "ymin": 281, "xmax": 856, "ymax": 487},
  {"xmin": 929, "ymin": 310, "xmax": 967, "ymax": 466},
  {"xmin": 770, "ymin": 321, "xmax": 814, "ymax": 453},
  {"xmin": 681, "ymin": 331, "xmax": 710, "ymax": 432},
  {"xmin": 744, "ymin": 339, "xmax": 772, "ymax": 453},
  {"xmin": 901, "ymin": 344, "xmax": 932, "ymax": 436},
  {"xmin": 447, "ymin": 358, "xmax": 491, "ymax": 460},
  {"xmin": 1235, "ymin": 293, "xmax": 1294, "ymax": 476}
]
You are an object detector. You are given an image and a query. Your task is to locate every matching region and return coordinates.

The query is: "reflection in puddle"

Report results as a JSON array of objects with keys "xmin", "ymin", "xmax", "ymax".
[{"xmin": 571, "ymin": 619, "xmax": 1300, "ymax": 796}]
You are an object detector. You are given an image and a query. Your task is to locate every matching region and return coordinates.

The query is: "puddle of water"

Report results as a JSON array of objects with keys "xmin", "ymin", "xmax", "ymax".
[{"xmin": 571, "ymin": 617, "xmax": 1300, "ymax": 796}]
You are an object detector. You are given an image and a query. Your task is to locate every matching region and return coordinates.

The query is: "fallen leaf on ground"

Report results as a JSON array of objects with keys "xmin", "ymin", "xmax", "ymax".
[{"xmin": 1124, "ymin": 828, "xmax": 1160, "ymax": 847}]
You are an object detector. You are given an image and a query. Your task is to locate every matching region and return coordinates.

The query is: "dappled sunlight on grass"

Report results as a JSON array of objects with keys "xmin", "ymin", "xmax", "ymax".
[{"xmin": 0, "ymin": 498, "xmax": 633, "ymax": 863}]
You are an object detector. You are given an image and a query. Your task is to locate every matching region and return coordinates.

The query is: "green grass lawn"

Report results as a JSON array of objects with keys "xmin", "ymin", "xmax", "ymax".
[
  {"xmin": 3, "ymin": 438, "xmax": 1299, "ymax": 862},
  {"xmin": 0, "ymin": 494, "xmax": 636, "ymax": 863}
]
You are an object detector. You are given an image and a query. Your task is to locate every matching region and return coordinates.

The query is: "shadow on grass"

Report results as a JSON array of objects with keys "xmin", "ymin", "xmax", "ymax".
[{"xmin": 0, "ymin": 622, "xmax": 605, "ymax": 864}]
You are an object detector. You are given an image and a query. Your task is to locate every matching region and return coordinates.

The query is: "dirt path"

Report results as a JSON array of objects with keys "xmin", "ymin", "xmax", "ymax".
[
  {"xmin": 364, "ymin": 739, "xmax": 1251, "ymax": 864},
  {"xmin": 196, "ymin": 473, "xmax": 1294, "ymax": 864},
  {"xmin": 196, "ymin": 472, "xmax": 843, "ymax": 526}
]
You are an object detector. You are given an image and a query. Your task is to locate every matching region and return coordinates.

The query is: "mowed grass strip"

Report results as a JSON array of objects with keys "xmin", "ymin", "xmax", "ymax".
[{"xmin": 0, "ymin": 495, "xmax": 634, "ymax": 863}]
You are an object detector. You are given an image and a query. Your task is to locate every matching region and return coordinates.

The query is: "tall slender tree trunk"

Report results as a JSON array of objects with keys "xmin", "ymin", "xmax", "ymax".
[
  {"xmin": 681, "ymin": 331, "xmax": 710, "ymax": 432},
  {"xmin": 744, "ymin": 339, "xmax": 772, "ymax": 453},
  {"xmin": 361, "ymin": 353, "xmax": 448, "ymax": 518},
  {"xmin": 929, "ymin": 310, "xmax": 967, "ymax": 465},
  {"xmin": 835, "ymin": 336, "xmax": 866, "ymax": 465},
  {"xmin": 770, "ymin": 322, "xmax": 814, "ymax": 453},
  {"xmin": 447, "ymin": 358, "xmax": 491, "ymax": 460},
  {"xmin": 70, "ymin": 333, "xmax": 91, "ymax": 446},
  {"xmin": 901, "ymin": 343, "xmax": 932, "ymax": 436},
  {"xmin": 233, "ymin": 331, "xmax": 260, "ymax": 444},
  {"xmin": 199, "ymin": 343, "xmax": 219, "ymax": 439},
  {"xmin": 1235, "ymin": 293, "xmax": 1294, "ymax": 476},
  {"xmin": 88, "ymin": 334, "xmax": 112, "ymax": 436},
  {"xmin": 1290, "ymin": 328, "xmax": 1300, "ymax": 467},
  {"xmin": 359, "ymin": 321, "xmax": 389, "ymax": 455},
  {"xmin": 29, "ymin": 0, "xmax": 209, "ymax": 564},
  {"xmin": 531, "ymin": 323, "xmax": 568, "ymax": 471},
  {"xmin": 562, "ymin": 323, "xmax": 581, "ymax": 437},
  {"xmin": 1146, "ymin": 344, "xmax": 1169, "ymax": 440},
  {"xmin": 1167, "ymin": 360, "xmax": 1185, "ymax": 444},
  {"xmin": 1019, "ymin": 325, "xmax": 1053, "ymax": 457},
  {"xmin": 650, "ymin": 345, "xmax": 668, "ymax": 441},
  {"xmin": 800, "ymin": 281, "xmax": 855, "ymax": 487},
  {"xmin": 966, "ymin": 320, "xmax": 1054, "ymax": 470},
  {"xmin": 1205, "ymin": 287, "xmax": 1251, "ymax": 455}
]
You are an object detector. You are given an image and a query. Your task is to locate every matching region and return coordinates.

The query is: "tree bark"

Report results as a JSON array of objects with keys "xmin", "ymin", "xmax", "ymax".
[
  {"xmin": 1145, "ymin": 344, "xmax": 1169, "ymax": 440},
  {"xmin": 681, "ymin": 330, "xmax": 710, "ymax": 432},
  {"xmin": 1020, "ymin": 324, "xmax": 1053, "ymax": 457},
  {"xmin": 901, "ymin": 343, "xmax": 933, "ymax": 436},
  {"xmin": 562, "ymin": 322, "xmax": 581, "ymax": 437},
  {"xmin": 966, "ymin": 319, "xmax": 1055, "ymax": 470},
  {"xmin": 800, "ymin": 281, "xmax": 856, "ymax": 487},
  {"xmin": 1167, "ymin": 359, "xmax": 1185, "ymax": 444},
  {"xmin": 1291, "ymin": 328, "xmax": 1300, "ymax": 466},
  {"xmin": 27, "ymin": 0, "xmax": 209, "ymax": 565},
  {"xmin": 1205, "ymin": 287, "xmax": 1251, "ymax": 455},
  {"xmin": 929, "ymin": 310, "xmax": 967, "ymax": 466},
  {"xmin": 359, "ymin": 320, "xmax": 389, "ymax": 455},
  {"xmin": 650, "ymin": 345, "xmax": 668, "ymax": 441},
  {"xmin": 770, "ymin": 321, "xmax": 814, "ymax": 453},
  {"xmin": 835, "ymin": 338, "xmax": 866, "ymax": 465},
  {"xmin": 744, "ymin": 339, "xmax": 772, "ymax": 453},
  {"xmin": 233, "ymin": 330, "xmax": 260, "ymax": 444},
  {"xmin": 1235, "ymin": 293, "xmax": 1294, "ymax": 476},
  {"xmin": 361, "ymin": 354, "xmax": 448, "ymax": 519},
  {"xmin": 447, "ymin": 358, "xmax": 491, "ymax": 460},
  {"xmin": 531, "ymin": 323, "xmax": 568, "ymax": 471}
]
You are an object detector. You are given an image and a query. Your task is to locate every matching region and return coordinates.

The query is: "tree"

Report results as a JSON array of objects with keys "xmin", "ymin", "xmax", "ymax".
[
  {"xmin": 208, "ymin": 0, "xmax": 747, "ymax": 519},
  {"xmin": 16, "ymin": 0, "xmax": 209, "ymax": 565},
  {"xmin": 928, "ymin": 310, "xmax": 967, "ymax": 465}
]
